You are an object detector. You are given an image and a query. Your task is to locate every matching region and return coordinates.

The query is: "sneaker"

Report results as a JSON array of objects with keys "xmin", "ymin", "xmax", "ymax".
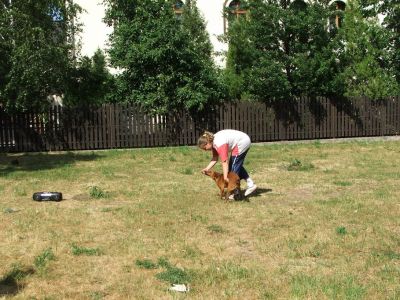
[{"xmin": 244, "ymin": 185, "xmax": 257, "ymax": 197}]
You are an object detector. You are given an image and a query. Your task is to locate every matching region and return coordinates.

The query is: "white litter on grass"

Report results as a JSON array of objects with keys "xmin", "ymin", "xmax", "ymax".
[{"xmin": 169, "ymin": 284, "xmax": 189, "ymax": 292}]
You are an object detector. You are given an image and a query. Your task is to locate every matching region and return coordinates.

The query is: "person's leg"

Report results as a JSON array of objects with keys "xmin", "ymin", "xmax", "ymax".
[
  {"xmin": 229, "ymin": 150, "xmax": 257, "ymax": 197},
  {"xmin": 229, "ymin": 150, "xmax": 248, "ymax": 180}
]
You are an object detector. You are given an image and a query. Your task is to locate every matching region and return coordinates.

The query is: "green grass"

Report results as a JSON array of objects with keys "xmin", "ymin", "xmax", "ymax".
[
  {"xmin": 34, "ymin": 248, "xmax": 55, "ymax": 269},
  {"xmin": 71, "ymin": 245, "xmax": 102, "ymax": 256},
  {"xmin": 0, "ymin": 140, "xmax": 399, "ymax": 298}
]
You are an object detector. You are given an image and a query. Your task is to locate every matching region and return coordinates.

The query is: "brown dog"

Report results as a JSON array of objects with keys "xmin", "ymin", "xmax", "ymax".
[{"xmin": 204, "ymin": 170, "xmax": 241, "ymax": 200}]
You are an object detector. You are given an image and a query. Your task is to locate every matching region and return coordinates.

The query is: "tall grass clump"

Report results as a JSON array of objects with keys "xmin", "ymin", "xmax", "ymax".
[{"xmin": 89, "ymin": 186, "xmax": 109, "ymax": 199}]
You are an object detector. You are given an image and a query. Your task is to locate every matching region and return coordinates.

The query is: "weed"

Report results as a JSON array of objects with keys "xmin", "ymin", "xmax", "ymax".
[
  {"xmin": 101, "ymin": 207, "xmax": 113, "ymax": 212},
  {"xmin": 291, "ymin": 274, "xmax": 319, "ymax": 298},
  {"xmin": 182, "ymin": 245, "xmax": 203, "ymax": 259},
  {"xmin": 180, "ymin": 167, "xmax": 194, "ymax": 175},
  {"xmin": 155, "ymin": 266, "xmax": 191, "ymax": 285},
  {"xmin": 373, "ymin": 250, "xmax": 400, "ymax": 260},
  {"xmin": 89, "ymin": 186, "xmax": 109, "ymax": 199},
  {"xmin": 101, "ymin": 167, "xmax": 114, "ymax": 178},
  {"xmin": 313, "ymin": 140, "xmax": 322, "ymax": 148},
  {"xmin": 34, "ymin": 248, "xmax": 55, "ymax": 269},
  {"xmin": 333, "ymin": 181, "xmax": 353, "ymax": 186},
  {"xmin": 157, "ymin": 257, "xmax": 171, "ymax": 269},
  {"xmin": 135, "ymin": 259, "xmax": 158, "ymax": 269},
  {"xmin": 287, "ymin": 159, "xmax": 315, "ymax": 171},
  {"xmin": 90, "ymin": 291, "xmax": 105, "ymax": 300},
  {"xmin": 191, "ymin": 214, "xmax": 208, "ymax": 224},
  {"xmin": 336, "ymin": 226, "xmax": 347, "ymax": 235},
  {"xmin": 221, "ymin": 262, "xmax": 250, "ymax": 280},
  {"xmin": 71, "ymin": 244, "xmax": 102, "ymax": 256},
  {"xmin": 207, "ymin": 224, "xmax": 224, "ymax": 233}
]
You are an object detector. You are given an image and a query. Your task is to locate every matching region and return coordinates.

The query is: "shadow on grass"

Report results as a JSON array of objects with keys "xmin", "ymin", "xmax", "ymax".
[
  {"xmin": 0, "ymin": 152, "xmax": 101, "ymax": 176},
  {"xmin": 235, "ymin": 187, "xmax": 272, "ymax": 201},
  {"xmin": 0, "ymin": 266, "xmax": 35, "ymax": 297},
  {"xmin": 248, "ymin": 188, "xmax": 273, "ymax": 198}
]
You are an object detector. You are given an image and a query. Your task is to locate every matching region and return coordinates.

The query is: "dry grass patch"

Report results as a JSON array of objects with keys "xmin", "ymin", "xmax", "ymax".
[{"xmin": 0, "ymin": 141, "xmax": 399, "ymax": 299}]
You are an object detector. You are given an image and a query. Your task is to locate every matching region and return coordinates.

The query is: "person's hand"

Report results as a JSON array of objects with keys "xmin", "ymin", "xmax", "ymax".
[
  {"xmin": 224, "ymin": 177, "xmax": 229, "ymax": 184},
  {"xmin": 201, "ymin": 168, "xmax": 209, "ymax": 174}
]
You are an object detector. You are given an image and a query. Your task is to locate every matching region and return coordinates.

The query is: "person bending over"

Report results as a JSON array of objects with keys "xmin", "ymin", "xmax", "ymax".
[{"xmin": 198, "ymin": 129, "xmax": 257, "ymax": 198}]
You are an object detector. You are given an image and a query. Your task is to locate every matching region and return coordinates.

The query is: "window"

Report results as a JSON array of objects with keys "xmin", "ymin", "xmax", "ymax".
[
  {"xmin": 329, "ymin": 0, "xmax": 346, "ymax": 28},
  {"xmin": 173, "ymin": 0, "xmax": 184, "ymax": 17},
  {"xmin": 224, "ymin": 0, "xmax": 248, "ymax": 33},
  {"xmin": 290, "ymin": 0, "xmax": 307, "ymax": 11}
]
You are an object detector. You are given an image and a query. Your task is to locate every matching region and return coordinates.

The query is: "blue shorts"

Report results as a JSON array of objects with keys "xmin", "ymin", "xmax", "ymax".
[{"xmin": 229, "ymin": 149, "xmax": 249, "ymax": 180}]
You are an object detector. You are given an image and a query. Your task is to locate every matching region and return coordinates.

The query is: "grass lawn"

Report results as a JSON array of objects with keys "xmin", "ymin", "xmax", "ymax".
[{"xmin": 0, "ymin": 140, "xmax": 399, "ymax": 299}]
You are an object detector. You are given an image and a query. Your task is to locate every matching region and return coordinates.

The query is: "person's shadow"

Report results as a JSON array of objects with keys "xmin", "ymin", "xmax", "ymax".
[
  {"xmin": 251, "ymin": 187, "xmax": 272, "ymax": 197},
  {"xmin": 237, "ymin": 187, "xmax": 272, "ymax": 201},
  {"xmin": 0, "ymin": 267, "xmax": 34, "ymax": 297}
]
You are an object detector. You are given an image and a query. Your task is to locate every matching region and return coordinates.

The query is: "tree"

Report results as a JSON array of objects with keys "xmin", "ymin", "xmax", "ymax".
[
  {"xmin": 224, "ymin": 0, "xmax": 335, "ymax": 102},
  {"xmin": 103, "ymin": 0, "xmax": 222, "ymax": 114},
  {"xmin": 64, "ymin": 49, "xmax": 116, "ymax": 106},
  {"xmin": 358, "ymin": 0, "xmax": 400, "ymax": 84},
  {"xmin": 333, "ymin": 0, "xmax": 399, "ymax": 99},
  {"xmin": 0, "ymin": 0, "xmax": 81, "ymax": 112}
]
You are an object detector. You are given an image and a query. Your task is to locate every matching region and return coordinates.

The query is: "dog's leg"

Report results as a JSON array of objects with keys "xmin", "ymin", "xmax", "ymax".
[{"xmin": 233, "ymin": 188, "xmax": 241, "ymax": 200}]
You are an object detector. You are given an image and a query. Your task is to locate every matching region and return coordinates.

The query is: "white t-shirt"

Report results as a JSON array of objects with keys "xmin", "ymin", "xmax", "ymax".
[{"xmin": 212, "ymin": 129, "xmax": 251, "ymax": 161}]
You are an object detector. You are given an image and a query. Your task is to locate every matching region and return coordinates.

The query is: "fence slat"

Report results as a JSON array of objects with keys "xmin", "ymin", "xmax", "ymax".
[{"xmin": 1, "ymin": 98, "xmax": 399, "ymax": 152}]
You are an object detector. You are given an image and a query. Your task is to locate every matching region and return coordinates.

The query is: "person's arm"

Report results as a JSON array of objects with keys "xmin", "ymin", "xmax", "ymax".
[
  {"xmin": 201, "ymin": 150, "xmax": 218, "ymax": 173},
  {"xmin": 215, "ymin": 144, "xmax": 229, "ymax": 183},
  {"xmin": 221, "ymin": 159, "xmax": 229, "ymax": 183}
]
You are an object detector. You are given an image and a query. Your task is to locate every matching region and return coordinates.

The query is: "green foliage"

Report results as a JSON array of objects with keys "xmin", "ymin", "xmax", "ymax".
[
  {"xmin": 135, "ymin": 259, "xmax": 158, "ymax": 269},
  {"xmin": 333, "ymin": 181, "xmax": 353, "ymax": 187},
  {"xmin": 207, "ymin": 224, "xmax": 224, "ymax": 233},
  {"xmin": 224, "ymin": 0, "xmax": 399, "ymax": 101},
  {"xmin": 0, "ymin": 0, "xmax": 82, "ymax": 112},
  {"xmin": 71, "ymin": 244, "xmax": 102, "ymax": 256},
  {"xmin": 335, "ymin": 0, "xmax": 399, "ymax": 99},
  {"xmin": 64, "ymin": 49, "xmax": 116, "ymax": 106},
  {"xmin": 359, "ymin": 0, "xmax": 400, "ymax": 84},
  {"xmin": 336, "ymin": 226, "xmax": 347, "ymax": 235},
  {"xmin": 89, "ymin": 186, "xmax": 109, "ymax": 199},
  {"xmin": 135, "ymin": 256, "xmax": 191, "ymax": 284},
  {"xmin": 34, "ymin": 248, "xmax": 55, "ymax": 269},
  {"xmin": 224, "ymin": 0, "xmax": 335, "ymax": 101},
  {"xmin": 155, "ymin": 265, "xmax": 191, "ymax": 285},
  {"xmin": 287, "ymin": 159, "xmax": 314, "ymax": 171},
  {"xmin": 103, "ymin": 0, "xmax": 222, "ymax": 114},
  {"xmin": 180, "ymin": 167, "xmax": 194, "ymax": 175}
]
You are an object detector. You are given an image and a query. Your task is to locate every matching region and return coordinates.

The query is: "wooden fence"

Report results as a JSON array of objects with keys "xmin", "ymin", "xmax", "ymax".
[{"xmin": 0, "ymin": 97, "xmax": 399, "ymax": 152}]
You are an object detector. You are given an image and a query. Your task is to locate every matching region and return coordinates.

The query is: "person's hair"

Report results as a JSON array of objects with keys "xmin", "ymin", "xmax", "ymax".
[{"xmin": 198, "ymin": 131, "xmax": 214, "ymax": 148}]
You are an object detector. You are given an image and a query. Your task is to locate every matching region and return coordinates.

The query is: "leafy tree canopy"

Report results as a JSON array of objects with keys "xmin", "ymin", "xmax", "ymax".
[
  {"xmin": 0, "ymin": 0, "xmax": 81, "ymax": 112},
  {"xmin": 224, "ymin": 0, "xmax": 399, "ymax": 102},
  {"xmin": 103, "ymin": 0, "xmax": 222, "ymax": 115},
  {"xmin": 332, "ymin": 0, "xmax": 399, "ymax": 99}
]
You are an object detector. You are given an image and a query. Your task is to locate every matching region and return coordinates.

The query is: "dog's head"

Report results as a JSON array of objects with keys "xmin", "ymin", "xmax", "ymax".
[{"xmin": 204, "ymin": 170, "xmax": 220, "ymax": 180}]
